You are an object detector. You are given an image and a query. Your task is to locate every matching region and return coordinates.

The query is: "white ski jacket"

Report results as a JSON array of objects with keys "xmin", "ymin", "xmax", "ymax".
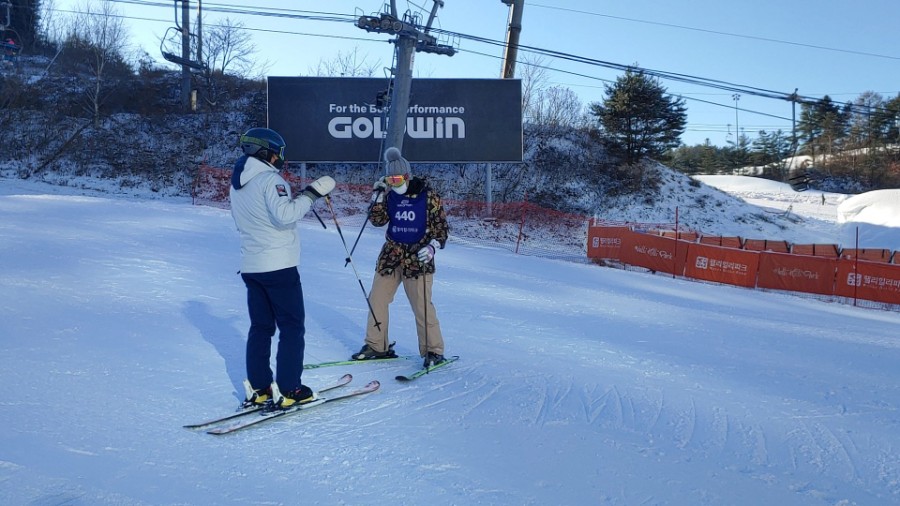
[{"xmin": 229, "ymin": 155, "xmax": 315, "ymax": 274}]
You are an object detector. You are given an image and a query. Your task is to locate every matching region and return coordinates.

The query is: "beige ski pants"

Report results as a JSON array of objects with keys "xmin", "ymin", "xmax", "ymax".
[{"xmin": 365, "ymin": 270, "xmax": 444, "ymax": 357}]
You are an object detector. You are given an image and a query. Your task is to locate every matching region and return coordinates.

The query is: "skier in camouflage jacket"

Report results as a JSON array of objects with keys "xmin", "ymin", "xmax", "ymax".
[{"xmin": 351, "ymin": 147, "xmax": 450, "ymax": 367}]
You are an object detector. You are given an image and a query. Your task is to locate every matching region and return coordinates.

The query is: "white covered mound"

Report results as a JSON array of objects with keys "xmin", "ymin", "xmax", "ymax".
[{"xmin": 837, "ymin": 189, "xmax": 900, "ymax": 250}]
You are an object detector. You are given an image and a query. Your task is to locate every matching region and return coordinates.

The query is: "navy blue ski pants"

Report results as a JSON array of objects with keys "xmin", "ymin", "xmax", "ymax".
[{"xmin": 241, "ymin": 267, "xmax": 306, "ymax": 393}]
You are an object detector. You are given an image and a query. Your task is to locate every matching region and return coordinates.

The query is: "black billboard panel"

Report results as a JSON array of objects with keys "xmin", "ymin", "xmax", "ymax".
[{"xmin": 267, "ymin": 77, "xmax": 522, "ymax": 163}]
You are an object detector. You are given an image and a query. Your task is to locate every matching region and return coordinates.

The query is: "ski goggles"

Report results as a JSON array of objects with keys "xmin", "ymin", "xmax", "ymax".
[{"xmin": 385, "ymin": 174, "xmax": 409, "ymax": 187}]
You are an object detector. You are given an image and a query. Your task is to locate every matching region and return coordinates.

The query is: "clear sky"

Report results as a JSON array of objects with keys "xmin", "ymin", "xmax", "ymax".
[{"xmin": 51, "ymin": 0, "xmax": 900, "ymax": 147}]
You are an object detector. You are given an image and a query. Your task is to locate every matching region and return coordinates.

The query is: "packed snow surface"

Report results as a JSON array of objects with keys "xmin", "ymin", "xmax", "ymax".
[{"xmin": 1, "ymin": 176, "xmax": 899, "ymax": 505}]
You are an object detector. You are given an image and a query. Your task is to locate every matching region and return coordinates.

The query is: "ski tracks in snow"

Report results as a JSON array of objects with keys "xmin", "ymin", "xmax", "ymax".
[
  {"xmin": 286, "ymin": 358, "xmax": 897, "ymax": 503},
  {"xmin": 439, "ymin": 366, "xmax": 896, "ymax": 503}
]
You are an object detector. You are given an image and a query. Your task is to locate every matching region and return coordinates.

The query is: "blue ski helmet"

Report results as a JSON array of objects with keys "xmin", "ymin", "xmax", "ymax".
[{"xmin": 240, "ymin": 128, "xmax": 286, "ymax": 169}]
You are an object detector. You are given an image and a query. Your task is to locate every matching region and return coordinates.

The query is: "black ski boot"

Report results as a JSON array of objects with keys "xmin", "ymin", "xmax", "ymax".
[{"xmin": 423, "ymin": 352, "xmax": 446, "ymax": 368}]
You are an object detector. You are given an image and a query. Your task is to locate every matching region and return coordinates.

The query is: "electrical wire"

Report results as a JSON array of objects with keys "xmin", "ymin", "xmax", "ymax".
[
  {"xmin": 528, "ymin": 2, "xmax": 900, "ymax": 62},
  {"xmin": 40, "ymin": 1, "xmax": 899, "ymax": 132}
]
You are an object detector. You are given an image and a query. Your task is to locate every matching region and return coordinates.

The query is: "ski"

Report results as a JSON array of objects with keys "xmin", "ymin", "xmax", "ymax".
[
  {"xmin": 206, "ymin": 380, "xmax": 380, "ymax": 435},
  {"xmin": 303, "ymin": 355, "xmax": 413, "ymax": 369},
  {"xmin": 395, "ymin": 355, "xmax": 460, "ymax": 382},
  {"xmin": 183, "ymin": 373, "xmax": 353, "ymax": 430}
]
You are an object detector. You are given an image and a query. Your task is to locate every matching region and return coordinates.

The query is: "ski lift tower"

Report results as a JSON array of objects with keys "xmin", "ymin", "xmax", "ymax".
[
  {"xmin": 160, "ymin": 0, "xmax": 207, "ymax": 111},
  {"xmin": 357, "ymin": 0, "xmax": 456, "ymax": 154}
]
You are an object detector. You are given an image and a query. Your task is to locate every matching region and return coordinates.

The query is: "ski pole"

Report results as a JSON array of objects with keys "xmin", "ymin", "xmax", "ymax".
[
  {"xmin": 310, "ymin": 208, "xmax": 327, "ymax": 229},
  {"xmin": 345, "ymin": 188, "xmax": 383, "ymax": 267},
  {"xmin": 324, "ymin": 196, "xmax": 382, "ymax": 330},
  {"xmin": 423, "ymin": 272, "xmax": 430, "ymax": 372}
]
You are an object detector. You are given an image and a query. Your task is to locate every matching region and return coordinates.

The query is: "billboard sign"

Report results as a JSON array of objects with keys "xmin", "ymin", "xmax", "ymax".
[{"xmin": 267, "ymin": 77, "xmax": 522, "ymax": 163}]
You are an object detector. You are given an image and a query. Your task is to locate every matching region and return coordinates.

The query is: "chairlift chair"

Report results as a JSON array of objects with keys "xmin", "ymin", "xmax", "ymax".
[
  {"xmin": 788, "ymin": 172, "xmax": 812, "ymax": 192},
  {"xmin": 0, "ymin": 27, "xmax": 20, "ymax": 66},
  {"xmin": 159, "ymin": 26, "xmax": 206, "ymax": 71}
]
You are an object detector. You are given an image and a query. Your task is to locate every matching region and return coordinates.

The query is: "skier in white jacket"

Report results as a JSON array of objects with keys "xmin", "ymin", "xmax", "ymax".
[{"xmin": 229, "ymin": 127, "xmax": 335, "ymax": 409}]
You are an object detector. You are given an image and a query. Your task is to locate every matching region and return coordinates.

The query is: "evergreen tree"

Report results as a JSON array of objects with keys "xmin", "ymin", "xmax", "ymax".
[
  {"xmin": 589, "ymin": 70, "xmax": 687, "ymax": 165},
  {"xmin": 847, "ymin": 91, "xmax": 885, "ymax": 149},
  {"xmin": 882, "ymin": 94, "xmax": 900, "ymax": 146},
  {"xmin": 798, "ymin": 96, "xmax": 849, "ymax": 160},
  {"xmin": 750, "ymin": 130, "xmax": 792, "ymax": 179},
  {"xmin": 665, "ymin": 142, "xmax": 732, "ymax": 175},
  {"xmin": 751, "ymin": 130, "xmax": 791, "ymax": 164}
]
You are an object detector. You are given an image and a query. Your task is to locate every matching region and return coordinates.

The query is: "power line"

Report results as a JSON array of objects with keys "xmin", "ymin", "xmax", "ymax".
[
  {"xmin": 108, "ymin": 0, "xmax": 356, "ymax": 23},
  {"xmin": 50, "ymin": 4, "xmax": 379, "ymax": 47},
  {"xmin": 47, "ymin": 1, "xmax": 895, "ymax": 133},
  {"xmin": 529, "ymin": 3, "xmax": 900, "ymax": 62},
  {"xmin": 462, "ymin": 45, "xmax": 794, "ymax": 127},
  {"xmin": 437, "ymin": 26, "xmax": 895, "ymax": 121},
  {"xmin": 71, "ymin": 1, "xmax": 895, "ymax": 111}
]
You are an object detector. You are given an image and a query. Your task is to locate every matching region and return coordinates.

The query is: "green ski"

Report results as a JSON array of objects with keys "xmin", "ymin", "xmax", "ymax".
[
  {"xmin": 304, "ymin": 356, "xmax": 413, "ymax": 369},
  {"xmin": 395, "ymin": 356, "xmax": 460, "ymax": 382}
]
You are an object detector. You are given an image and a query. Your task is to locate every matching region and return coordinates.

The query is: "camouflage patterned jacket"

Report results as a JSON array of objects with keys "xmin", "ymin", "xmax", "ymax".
[{"xmin": 369, "ymin": 177, "xmax": 450, "ymax": 278}]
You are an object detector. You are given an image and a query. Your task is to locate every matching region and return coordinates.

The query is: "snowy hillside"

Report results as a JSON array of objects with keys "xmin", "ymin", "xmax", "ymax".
[
  {"xmin": 1, "ymin": 176, "xmax": 899, "ymax": 505},
  {"xmin": 835, "ymin": 189, "xmax": 900, "ymax": 251}
]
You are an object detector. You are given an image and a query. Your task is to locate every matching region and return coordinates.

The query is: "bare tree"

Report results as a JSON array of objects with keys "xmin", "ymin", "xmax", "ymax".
[
  {"xmin": 530, "ymin": 85, "xmax": 584, "ymax": 130},
  {"xmin": 201, "ymin": 17, "xmax": 260, "ymax": 78},
  {"xmin": 309, "ymin": 46, "xmax": 380, "ymax": 77},
  {"xmin": 197, "ymin": 17, "xmax": 268, "ymax": 108},
  {"xmin": 517, "ymin": 54, "xmax": 550, "ymax": 124},
  {"xmin": 68, "ymin": 0, "xmax": 130, "ymax": 127},
  {"xmin": 37, "ymin": 0, "xmax": 66, "ymax": 48}
]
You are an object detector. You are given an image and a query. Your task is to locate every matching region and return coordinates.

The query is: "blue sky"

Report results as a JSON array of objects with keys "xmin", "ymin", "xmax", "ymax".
[{"xmin": 55, "ymin": 0, "xmax": 900, "ymax": 147}]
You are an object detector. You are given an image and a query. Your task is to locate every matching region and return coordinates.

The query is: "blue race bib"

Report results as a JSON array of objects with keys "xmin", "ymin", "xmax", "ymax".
[{"xmin": 386, "ymin": 191, "xmax": 427, "ymax": 244}]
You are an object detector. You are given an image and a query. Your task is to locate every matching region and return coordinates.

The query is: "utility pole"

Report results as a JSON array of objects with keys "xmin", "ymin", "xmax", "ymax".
[
  {"xmin": 789, "ymin": 88, "xmax": 799, "ymax": 152},
  {"xmin": 500, "ymin": 0, "xmax": 524, "ymax": 79},
  {"xmin": 195, "ymin": 0, "xmax": 203, "ymax": 72},
  {"xmin": 181, "ymin": 0, "xmax": 192, "ymax": 112},
  {"xmin": 495, "ymin": 0, "xmax": 525, "ymax": 217},
  {"xmin": 357, "ymin": 1, "xmax": 455, "ymax": 155},
  {"xmin": 732, "ymin": 93, "xmax": 740, "ymax": 149}
]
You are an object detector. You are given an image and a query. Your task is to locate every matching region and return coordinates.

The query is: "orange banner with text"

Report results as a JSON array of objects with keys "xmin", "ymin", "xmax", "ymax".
[
  {"xmin": 683, "ymin": 243, "xmax": 759, "ymax": 287},
  {"xmin": 587, "ymin": 226, "xmax": 629, "ymax": 261},
  {"xmin": 834, "ymin": 259, "xmax": 900, "ymax": 305},
  {"xmin": 619, "ymin": 230, "xmax": 688, "ymax": 275},
  {"xmin": 757, "ymin": 252, "xmax": 837, "ymax": 295}
]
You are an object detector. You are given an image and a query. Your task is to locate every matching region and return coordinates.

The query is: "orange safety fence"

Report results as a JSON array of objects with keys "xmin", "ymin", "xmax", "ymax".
[
  {"xmin": 657, "ymin": 230, "xmax": 700, "ymax": 242},
  {"xmin": 586, "ymin": 225, "xmax": 629, "ymax": 261},
  {"xmin": 742, "ymin": 238, "xmax": 790, "ymax": 253},
  {"xmin": 683, "ymin": 243, "xmax": 759, "ymax": 288},
  {"xmin": 840, "ymin": 248, "xmax": 893, "ymax": 263},
  {"xmin": 757, "ymin": 252, "xmax": 837, "ymax": 295},
  {"xmin": 791, "ymin": 243, "xmax": 841, "ymax": 257},
  {"xmin": 835, "ymin": 259, "xmax": 900, "ymax": 305},
  {"xmin": 588, "ymin": 223, "xmax": 900, "ymax": 307},
  {"xmin": 619, "ymin": 229, "xmax": 690, "ymax": 276},
  {"xmin": 698, "ymin": 235, "xmax": 743, "ymax": 249}
]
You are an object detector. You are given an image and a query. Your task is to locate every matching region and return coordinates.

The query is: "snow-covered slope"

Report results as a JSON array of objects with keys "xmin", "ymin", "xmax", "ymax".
[
  {"xmin": 600, "ymin": 167, "xmax": 842, "ymax": 245},
  {"xmin": 699, "ymin": 175, "xmax": 900, "ymax": 249},
  {"xmin": 1, "ymin": 177, "xmax": 899, "ymax": 505},
  {"xmin": 836, "ymin": 189, "xmax": 900, "ymax": 250}
]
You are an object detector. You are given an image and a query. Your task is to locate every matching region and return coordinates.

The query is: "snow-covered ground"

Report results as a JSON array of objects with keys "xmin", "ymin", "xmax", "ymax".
[
  {"xmin": 1, "ymin": 175, "xmax": 899, "ymax": 505},
  {"xmin": 693, "ymin": 175, "xmax": 846, "ymax": 243}
]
